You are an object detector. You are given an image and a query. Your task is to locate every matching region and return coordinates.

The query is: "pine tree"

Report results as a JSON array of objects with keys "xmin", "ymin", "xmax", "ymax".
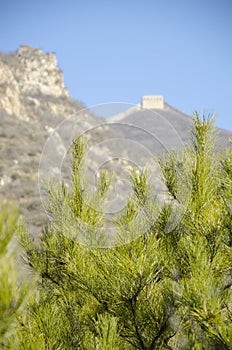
[
  {"xmin": 9, "ymin": 113, "xmax": 232, "ymax": 349},
  {"xmin": 0, "ymin": 200, "xmax": 31, "ymax": 349},
  {"xmin": 158, "ymin": 114, "xmax": 232, "ymax": 349}
]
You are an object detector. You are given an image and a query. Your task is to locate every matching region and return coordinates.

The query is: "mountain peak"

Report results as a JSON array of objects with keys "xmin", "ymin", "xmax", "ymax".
[{"xmin": 0, "ymin": 46, "xmax": 69, "ymax": 117}]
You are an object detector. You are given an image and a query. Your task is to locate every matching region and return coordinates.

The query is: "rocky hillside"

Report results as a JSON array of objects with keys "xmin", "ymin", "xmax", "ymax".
[
  {"xmin": 0, "ymin": 46, "xmax": 231, "ymax": 234},
  {"xmin": 0, "ymin": 46, "xmax": 104, "ymax": 233}
]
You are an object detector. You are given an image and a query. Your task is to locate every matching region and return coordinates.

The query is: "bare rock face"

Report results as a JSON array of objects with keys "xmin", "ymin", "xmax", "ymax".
[
  {"xmin": 0, "ymin": 59, "xmax": 22, "ymax": 116},
  {"xmin": 14, "ymin": 46, "xmax": 69, "ymax": 99},
  {"xmin": 0, "ymin": 46, "xmax": 73, "ymax": 120}
]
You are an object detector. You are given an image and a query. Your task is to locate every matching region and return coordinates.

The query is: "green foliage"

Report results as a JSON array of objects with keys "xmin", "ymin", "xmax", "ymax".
[
  {"xmin": 0, "ymin": 201, "xmax": 31, "ymax": 349},
  {"xmin": 3, "ymin": 113, "xmax": 232, "ymax": 349},
  {"xmin": 44, "ymin": 136, "xmax": 112, "ymax": 247}
]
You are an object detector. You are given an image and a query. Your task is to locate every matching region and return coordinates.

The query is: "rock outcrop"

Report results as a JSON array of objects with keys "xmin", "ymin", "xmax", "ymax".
[
  {"xmin": 13, "ymin": 46, "xmax": 69, "ymax": 99},
  {"xmin": 0, "ymin": 46, "xmax": 75, "ymax": 120}
]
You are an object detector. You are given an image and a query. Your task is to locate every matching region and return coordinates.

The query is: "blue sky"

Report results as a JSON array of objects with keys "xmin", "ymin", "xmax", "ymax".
[{"xmin": 1, "ymin": 0, "xmax": 232, "ymax": 130}]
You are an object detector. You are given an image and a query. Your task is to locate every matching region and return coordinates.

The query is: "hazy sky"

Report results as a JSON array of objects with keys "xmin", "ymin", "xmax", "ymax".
[{"xmin": 1, "ymin": 0, "xmax": 232, "ymax": 130}]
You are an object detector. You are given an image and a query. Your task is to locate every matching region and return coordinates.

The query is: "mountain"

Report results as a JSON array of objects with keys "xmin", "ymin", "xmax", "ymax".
[
  {"xmin": 0, "ymin": 46, "xmax": 231, "ymax": 233},
  {"xmin": 0, "ymin": 46, "xmax": 102, "ymax": 232}
]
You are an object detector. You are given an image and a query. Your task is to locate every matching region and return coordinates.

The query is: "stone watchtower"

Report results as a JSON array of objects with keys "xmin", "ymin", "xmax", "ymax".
[{"xmin": 142, "ymin": 95, "xmax": 164, "ymax": 109}]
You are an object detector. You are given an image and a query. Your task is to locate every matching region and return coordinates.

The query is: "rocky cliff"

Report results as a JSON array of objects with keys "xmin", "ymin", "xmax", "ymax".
[{"xmin": 0, "ymin": 46, "xmax": 76, "ymax": 119}]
